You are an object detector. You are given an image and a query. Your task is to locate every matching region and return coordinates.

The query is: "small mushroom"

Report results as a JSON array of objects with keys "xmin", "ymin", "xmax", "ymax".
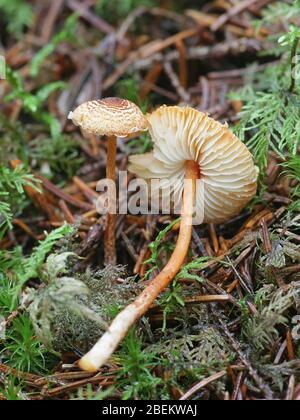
[
  {"xmin": 78, "ymin": 105, "xmax": 258, "ymax": 372},
  {"xmin": 68, "ymin": 97, "xmax": 148, "ymax": 265}
]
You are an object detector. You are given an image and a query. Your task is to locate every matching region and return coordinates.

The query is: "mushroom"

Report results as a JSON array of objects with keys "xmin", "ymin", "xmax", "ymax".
[
  {"xmin": 130, "ymin": 105, "xmax": 258, "ymax": 224},
  {"xmin": 78, "ymin": 105, "xmax": 258, "ymax": 372},
  {"xmin": 68, "ymin": 97, "xmax": 148, "ymax": 265}
]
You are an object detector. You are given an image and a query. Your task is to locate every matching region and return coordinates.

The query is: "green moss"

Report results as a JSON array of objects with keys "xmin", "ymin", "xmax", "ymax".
[{"xmin": 28, "ymin": 259, "xmax": 142, "ymax": 354}]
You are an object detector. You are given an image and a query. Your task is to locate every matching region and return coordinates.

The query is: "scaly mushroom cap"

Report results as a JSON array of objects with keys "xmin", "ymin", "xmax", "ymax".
[
  {"xmin": 129, "ymin": 106, "xmax": 258, "ymax": 224},
  {"xmin": 68, "ymin": 97, "xmax": 148, "ymax": 138}
]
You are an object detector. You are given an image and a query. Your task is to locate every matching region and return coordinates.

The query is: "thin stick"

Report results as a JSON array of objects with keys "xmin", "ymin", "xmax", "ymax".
[
  {"xmin": 79, "ymin": 160, "xmax": 199, "ymax": 372},
  {"xmin": 286, "ymin": 330, "xmax": 295, "ymax": 361},
  {"xmin": 73, "ymin": 176, "xmax": 99, "ymax": 203},
  {"xmin": 67, "ymin": 0, "xmax": 115, "ymax": 34},
  {"xmin": 180, "ymin": 371, "xmax": 227, "ymax": 400},
  {"xmin": 184, "ymin": 294, "xmax": 231, "ymax": 304},
  {"xmin": 209, "ymin": 223, "xmax": 219, "ymax": 254},
  {"xmin": 176, "ymin": 39, "xmax": 188, "ymax": 89},
  {"xmin": 211, "ymin": 0, "xmax": 262, "ymax": 32},
  {"xmin": 164, "ymin": 61, "xmax": 191, "ymax": 103},
  {"xmin": 13, "ymin": 219, "xmax": 39, "ymax": 240},
  {"xmin": 58, "ymin": 200, "xmax": 75, "ymax": 224},
  {"xmin": 102, "ymin": 27, "xmax": 199, "ymax": 90},
  {"xmin": 140, "ymin": 62, "xmax": 163, "ymax": 100},
  {"xmin": 104, "ymin": 136, "xmax": 117, "ymax": 265},
  {"xmin": 38, "ymin": 173, "xmax": 93, "ymax": 211}
]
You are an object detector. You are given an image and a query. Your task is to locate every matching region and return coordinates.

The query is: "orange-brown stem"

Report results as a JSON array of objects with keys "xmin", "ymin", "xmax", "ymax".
[
  {"xmin": 104, "ymin": 136, "xmax": 117, "ymax": 265},
  {"xmin": 131, "ymin": 160, "xmax": 198, "ymax": 311},
  {"xmin": 79, "ymin": 160, "xmax": 199, "ymax": 372}
]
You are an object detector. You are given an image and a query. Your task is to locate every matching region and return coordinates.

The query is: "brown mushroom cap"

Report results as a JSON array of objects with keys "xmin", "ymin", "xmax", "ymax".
[
  {"xmin": 68, "ymin": 97, "xmax": 148, "ymax": 138},
  {"xmin": 129, "ymin": 105, "xmax": 258, "ymax": 224}
]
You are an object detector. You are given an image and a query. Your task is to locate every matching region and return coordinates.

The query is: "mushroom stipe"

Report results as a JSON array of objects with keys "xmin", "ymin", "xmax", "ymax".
[
  {"xmin": 79, "ymin": 160, "xmax": 199, "ymax": 372},
  {"xmin": 105, "ymin": 135, "xmax": 117, "ymax": 265}
]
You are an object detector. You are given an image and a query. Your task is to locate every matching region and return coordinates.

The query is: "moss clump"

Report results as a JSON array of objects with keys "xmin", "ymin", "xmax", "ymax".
[
  {"xmin": 28, "ymin": 254, "xmax": 142, "ymax": 354},
  {"xmin": 150, "ymin": 327, "xmax": 233, "ymax": 368}
]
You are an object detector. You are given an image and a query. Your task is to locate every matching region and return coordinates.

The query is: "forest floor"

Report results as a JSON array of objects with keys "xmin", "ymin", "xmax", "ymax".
[{"xmin": 0, "ymin": 0, "xmax": 300, "ymax": 400}]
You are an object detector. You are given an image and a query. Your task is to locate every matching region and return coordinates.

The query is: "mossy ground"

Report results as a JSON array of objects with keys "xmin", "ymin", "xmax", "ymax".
[{"xmin": 0, "ymin": 0, "xmax": 300, "ymax": 400}]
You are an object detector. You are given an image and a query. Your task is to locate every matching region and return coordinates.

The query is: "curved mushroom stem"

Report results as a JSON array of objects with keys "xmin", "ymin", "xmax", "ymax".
[
  {"xmin": 79, "ymin": 160, "xmax": 199, "ymax": 372},
  {"xmin": 104, "ymin": 135, "xmax": 117, "ymax": 266}
]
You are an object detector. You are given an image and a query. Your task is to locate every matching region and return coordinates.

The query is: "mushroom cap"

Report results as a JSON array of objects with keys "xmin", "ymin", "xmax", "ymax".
[
  {"xmin": 129, "ymin": 105, "xmax": 258, "ymax": 224},
  {"xmin": 68, "ymin": 97, "xmax": 148, "ymax": 138}
]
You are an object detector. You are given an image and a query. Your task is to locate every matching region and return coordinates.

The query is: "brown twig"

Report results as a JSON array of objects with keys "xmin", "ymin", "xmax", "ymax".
[
  {"xmin": 67, "ymin": 0, "xmax": 115, "ymax": 34},
  {"xmin": 217, "ymin": 317, "xmax": 274, "ymax": 400},
  {"xmin": 176, "ymin": 39, "xmax": 188, "ymax": 89},
  {"xmin": 37, "ymin": 174, "xmax": 93, "ymax": 211},
  {"xmin": 211, "ymin": 0, "xmax": 265, "ymax": 32},
  {"xmin": 179, "ymin": 370, "xmax": 227, "ymax": 400}
]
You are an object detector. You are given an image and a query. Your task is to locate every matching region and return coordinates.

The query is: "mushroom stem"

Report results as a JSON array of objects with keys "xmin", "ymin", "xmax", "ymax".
[
  {"xmin": 104, "ymin": 135, "xmax": 117, "ymax": 265},
  {"xmin": 79, "ymin": 160, "xmax": 199, "ymax": 372}
]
